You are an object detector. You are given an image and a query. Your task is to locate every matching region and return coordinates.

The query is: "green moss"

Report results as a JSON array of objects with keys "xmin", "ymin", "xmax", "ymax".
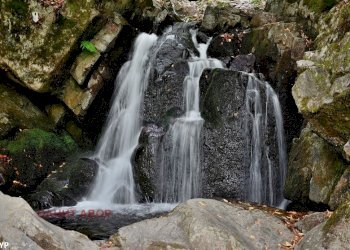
[
  {"xmin": 310, "ymin": 92, "xmax": 350, "ymax": 146},
  {"xmin": 6, "ymin": 0, "xmax": 29, "ymax": 16},
  {"xmin": 0, "ymin": 129, "xmax": 78, "ymax": 194},
  {"xmin": 6, "ymin": 128, "xmax": 77, "ymax": 159},
  {"xmin": 304, "ymin": 0, "xmax": 336, "ymax": 13},
  {"xmin": 324, "ymin": 197, "xmax": 350, "ymax": 232}
]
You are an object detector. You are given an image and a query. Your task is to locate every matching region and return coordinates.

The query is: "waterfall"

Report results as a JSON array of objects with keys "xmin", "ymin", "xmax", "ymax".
[
  {"xmin": 158, "ymin": 31, "xmax": 223, "ymax": 202},
  {"xmin": 84, "ymin": 27, "xmax": 287, "ymax": 207},
  {"xmin": 88, "ymin": 33, "xmax": 158, "ymax": 204},
  {"xmin": 244, "ymin": 74, "xmax": 287, "ymax": 206}
]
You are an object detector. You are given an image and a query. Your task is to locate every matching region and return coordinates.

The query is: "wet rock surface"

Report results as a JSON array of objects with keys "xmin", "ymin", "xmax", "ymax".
[{"xmin": 200, "ymin": 69, "xmax": 249, "ymax": 199}]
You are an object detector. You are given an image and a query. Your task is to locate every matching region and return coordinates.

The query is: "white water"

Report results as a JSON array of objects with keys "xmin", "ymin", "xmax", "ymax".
[
  {"xmin": 244, "ymin": 74, "xmax": 287, "ymax": 206},
  {"xmin": 158, "ymin": 31, "xmax": 223, "ymax": 202},
  {"xmin": 88, "ymin": 33, "xmax": 158, "ymax": 204}
]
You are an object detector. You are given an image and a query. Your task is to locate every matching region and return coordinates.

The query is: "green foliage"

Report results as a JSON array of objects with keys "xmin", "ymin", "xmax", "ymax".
[
  {"xmin": 80, "ymin": 40, "xmax": 98, "ymax": 53},
  {"xmin": 304, "ymin": 0, "xmax": 336, "ymax": 13},
  {"xmin": 251, "ymin": 0, "xmax": 262, "ymax": 5}
]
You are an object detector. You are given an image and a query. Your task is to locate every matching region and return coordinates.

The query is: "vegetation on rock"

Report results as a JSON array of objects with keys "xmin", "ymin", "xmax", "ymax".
[{"xmin": 0, "ymin": 129, "xmax": 78, "ymax": 195}]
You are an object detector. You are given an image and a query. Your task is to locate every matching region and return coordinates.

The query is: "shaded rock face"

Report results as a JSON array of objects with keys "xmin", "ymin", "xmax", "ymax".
[
  {"xmin": 28, "ymin": 158, "xmax": 99, "ymax": 209},
  {"xmin": 329, "ymin": 168, "xmax": 350, "ymax": 210},
  {"xmin": 111, "ymin": 199, "xmax": 294, "ymax": 249},
  {"xmin": 265, "ymin": 0, "xmax": 336, "ymax": 40},
  {"xmin": 285, "ymin": 124, "xmax": 348, "ymax": 208},
  {"xmin": 0, "ymin": 192, "xmax": 98, "ymax": 250},
  {"xmin": 0, "ymin": 129, "xmax": 78, "ymax": 196},
  {"xmin": 201, "ymin": 4, "xmax": 251, "ymax": 33}
]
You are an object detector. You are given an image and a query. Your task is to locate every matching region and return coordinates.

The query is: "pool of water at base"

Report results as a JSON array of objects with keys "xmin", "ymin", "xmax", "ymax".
[{"xmin": 38, "ymin": 201, "xmax": 177, "ymax": 240}]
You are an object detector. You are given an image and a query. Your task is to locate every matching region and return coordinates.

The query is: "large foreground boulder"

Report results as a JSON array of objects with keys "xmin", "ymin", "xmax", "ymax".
[
  {"xmin": 111, "ymin": 199, "xmax": 294, "ymax": 249},
  {"xmin": 0, "ymin": 192, "xmax": 98, "ymax": 250}
]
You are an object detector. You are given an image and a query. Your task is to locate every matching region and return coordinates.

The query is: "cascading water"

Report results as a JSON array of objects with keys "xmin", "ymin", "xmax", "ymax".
[
  {"xmin": 244, "ymin": 74, "xmax": 287, "ymax": 207},
  {"xmin": 88, "ymin": 33, "xmax": 158, "ymax": 204},
  {"xmin": 157, "ymin": 31, "xmax": 223, "ymax": 203}
]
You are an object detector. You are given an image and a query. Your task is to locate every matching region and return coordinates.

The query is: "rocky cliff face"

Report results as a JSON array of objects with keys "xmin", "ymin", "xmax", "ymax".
[
  {"xmin": 282, "ymin": 0, "xmax": 350, "ymax": 211},
  {"xmin": 1, "ymin": 0, "xmax": 350, "ymax": 248}
]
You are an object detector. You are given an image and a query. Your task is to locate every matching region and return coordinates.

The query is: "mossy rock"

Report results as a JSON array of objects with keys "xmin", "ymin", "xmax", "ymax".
[
  {"xmin": 0, "ymin": 0, "xmax": 99, "ymax": 92},
  {"xmin": 303, "ymin": 0, "xmax": 336, "ymax": 13},
  {"xmin": 329, "ymin": 168, "xmax": 350, "ymax": 210},
  {"xmin": 324, "ymin": 195, "xmax": 350, "ymax": 232},
  {"xmin": 285, "ymin": 125, "xmax": 347, "ymax": 205},
  {"xmin": 0, "ymin": 128, "xmax": 78, "ymax": 195},
  {"xmin": 296, "ymin": 197, "xmax": 350, "ymax": 249},
  {"xmin": 293, "ymin": 57, "xmax": 350, "ymax": 149},
  {"xmin": 293, "ymin": 3, "xmax": 350, "ymax": 150},
  {"xmin": 0, "ymin": 84, "xmax": 53, "ymax": 138}
]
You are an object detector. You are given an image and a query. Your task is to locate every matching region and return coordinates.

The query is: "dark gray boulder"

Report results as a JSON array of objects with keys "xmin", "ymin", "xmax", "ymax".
[
  {"xmin": 28, "ymin": 158, "xmax": 98, "ymax": 209},
  {"xmin": 200, "ymin": 69, "xmax": 249, "ymax": 199}
]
